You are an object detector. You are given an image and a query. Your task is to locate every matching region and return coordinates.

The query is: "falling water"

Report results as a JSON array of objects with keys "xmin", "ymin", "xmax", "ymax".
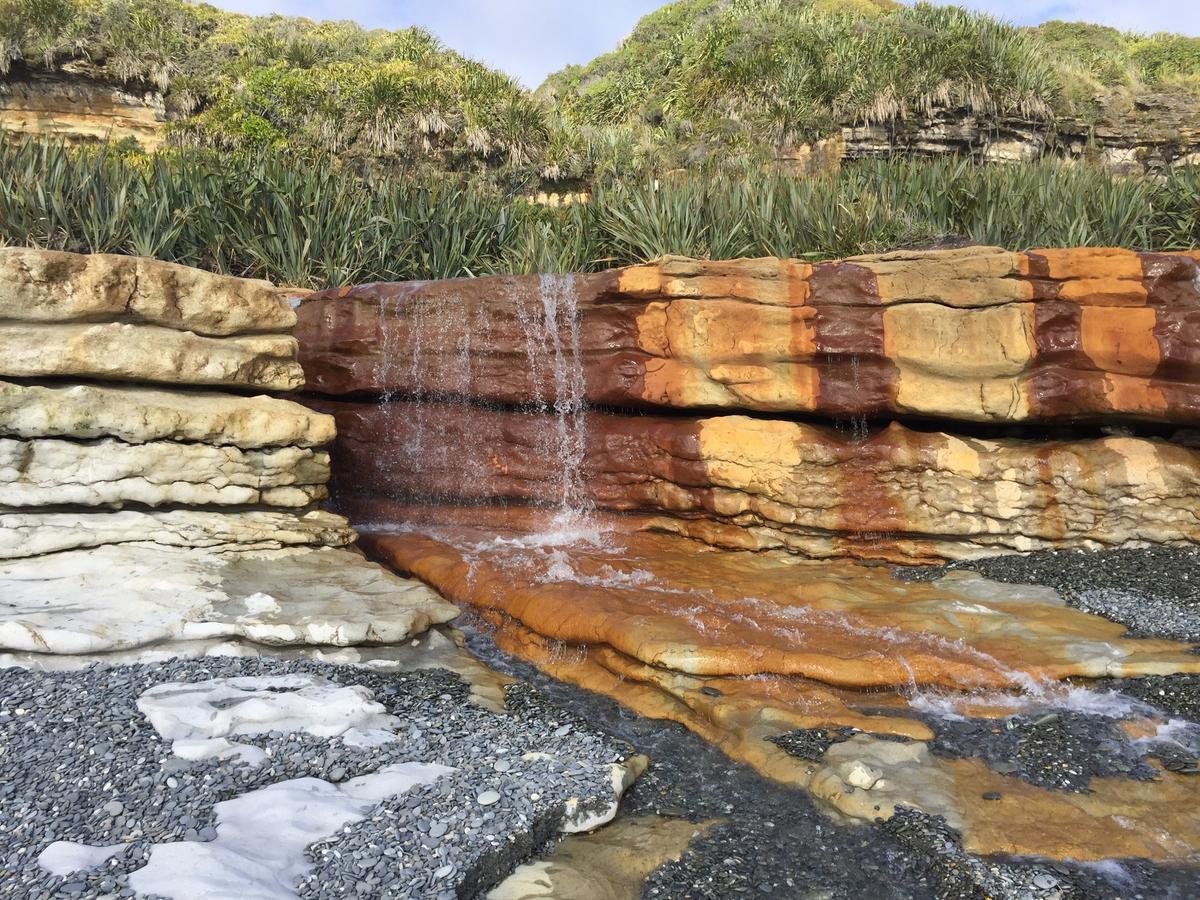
[
  {"xmin": 538, "ymin": 273, "xmax": 590, "ymax": 520},
  {"xmin": 511, "ymin": 274, "xmax": 592, "ymax": 530},
  {"xmin": 374, "ymin": 272, "xmax": 592, "ymax": 533}
]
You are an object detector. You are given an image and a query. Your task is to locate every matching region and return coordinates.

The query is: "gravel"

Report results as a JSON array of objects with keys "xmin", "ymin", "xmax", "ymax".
[
  {"xmin": 766, "ymin": 727, "xmax": 856, "ymax": 761},
  {"xmin": 896, "ymin": 546, "xmax": 1200, "ymax": 642},
  {"xmin": 924, "ymin": 711, "xmax": 1160, "ymax": 792},
  {"xmin": 882, "ymin": 808, "xmax": 1200, "ymax": 900},
  {"xmin": 0, "ymin": 657, "xmax": 635, "ymax": 900}
]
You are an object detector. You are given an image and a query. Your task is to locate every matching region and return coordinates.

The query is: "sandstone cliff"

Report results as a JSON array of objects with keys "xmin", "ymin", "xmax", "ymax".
[
  {"xmin": 297, "ymin": 246, "xmax": 1200, "ymax": 564},
  {"xmin": 0, "ymin": 247, "xmax": 457, "ymax": 658},
  {"xmin": 0, "ymin": 74, "xmax": 165, "ymax": 148},
  {"xmin": 299, "ymin": 247, "xmax": 1200, "ymax": 426}
]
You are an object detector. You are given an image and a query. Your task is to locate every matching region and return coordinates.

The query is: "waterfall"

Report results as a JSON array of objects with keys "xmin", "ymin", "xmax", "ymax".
[
  {"xmin": 535, "ymin": 273, "xmax": 590, "ymax": 520},
  {"xmin": 374, "ymin": 272, "xmax": 592, "ymax": 531}
]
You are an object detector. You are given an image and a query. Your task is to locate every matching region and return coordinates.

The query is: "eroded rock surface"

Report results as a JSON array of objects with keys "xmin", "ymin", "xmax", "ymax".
[
  {"xmin": 0, "ymin": 544, "xmax": 459, "ymax": 655},
  {"xmin": 0, "ymin": 438, "xmax": 329, "ymax": 508},
  {"xmin": 0, "ymin": 509, "xmax": 354, "ymax": 558},
  {"xmin": 0, "ymin": 247, "xmax": 296, "ymax": 335},
  {"xmin": 0, "ymin": 323, "xmax": 304, "ymax": 390},
  {"xmin": 322, "ymin": 400, "xmax": 1200, "ymax": 563},
  {"xmin": 297, "ymin": 247, "xmax": 1200, "ymax": 425},
  {"xmin": 0, "ymin": 380, "xmax": 334, "ymax": 447}
]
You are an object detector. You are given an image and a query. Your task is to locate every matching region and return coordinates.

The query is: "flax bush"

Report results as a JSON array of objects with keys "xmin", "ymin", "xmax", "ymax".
[{"xmin": 1, "ymin": 140, "xmax": 1196, "ymax": 287}]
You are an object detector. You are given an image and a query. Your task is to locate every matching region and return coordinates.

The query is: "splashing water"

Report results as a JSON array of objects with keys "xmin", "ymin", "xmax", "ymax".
[
  {"xmin": 513, "ymin": 274, "xmax": 592, "ymax": 537},
  {"xmin": 373, "ymin": 273, "xmax": 593, "ymax": 541}
]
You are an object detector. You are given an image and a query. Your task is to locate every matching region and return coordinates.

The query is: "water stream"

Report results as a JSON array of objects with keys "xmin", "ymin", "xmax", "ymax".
[{"xmin": 354, "ymin": 273, "xmax": 1200, "ymax": 889}]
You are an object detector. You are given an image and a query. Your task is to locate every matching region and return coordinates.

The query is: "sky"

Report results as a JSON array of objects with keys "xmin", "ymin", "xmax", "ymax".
[{"xmin": 212, "ymin": 0, "xmax": 1200, "ymax": 88}]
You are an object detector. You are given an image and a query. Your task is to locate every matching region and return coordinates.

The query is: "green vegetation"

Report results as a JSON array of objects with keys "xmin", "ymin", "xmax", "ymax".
[
  {"xmin": 542, "ymin": 1, "xmax": 1200, "ymax": 169},
  {"xmin": 3, "ymin": 139, "xmax": 1196, "ymax": 286},
  {"xmin": 3, "ymin": 0, "xmax": 1199, "ymax": 180},
  {"xmin": 0, "ymin": 0, "xmax": 568, "ymax": 180}
]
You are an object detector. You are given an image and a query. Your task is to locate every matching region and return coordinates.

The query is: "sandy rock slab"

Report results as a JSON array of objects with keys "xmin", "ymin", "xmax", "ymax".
[
  {"xmin": 0, "ymin": 380, "xmax": 334, "ymax": 447},
  {"xmin": 0, "ymin": 508, "xmax": 354, "ymax": 558},
  {"xmin": 0, "ymin": 437, "xmax": 329, "ymax": 508},
  {"xmin": 0, "ymin": 247, "xmax": 296, "ymax": 336},
  {"xmin": 297, "ymin": 246, "xmax": 1200, "ymax": 424},
  {"xmin": 358, "ymin": 515, "xmax": 1200, "ymax": 689},
  {"xmin": 0, "ymin": 544, "xmax": 459, "ymax": 655},
  {"xmin": 0, "ymin": 323, "xmax": 303, "ymax": 391},
  {"xmin": 324, "ymin": 400, "xmax": 1200, "ymax": 564}
]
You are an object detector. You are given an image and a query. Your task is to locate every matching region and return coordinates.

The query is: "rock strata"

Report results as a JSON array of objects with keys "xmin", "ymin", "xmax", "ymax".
[
  {"xmin": 0, "ymin": 380, "xmax": 335, "ymax": 447},
  {"xmin": 0, "ymin": 438, "xmax": 329, "ymax": 508},
  {"xmin": 297, "ymin": 246, "xmax": 1200, "ymax": 425},
  {"xmin": 0, "ymin": 323, "xmax": 304, "ymax": 390},
  {"xmin": 0, "ymin": 248, "xmax": 453, "ymax": 662},
  {"xmin": 0, "ymin": 247, "xmax": 296, "ymax": 335},
  {"xmin": 0, "ymin": 509, "xmax": 354, "ymax": 559},
  {"xmin": 320, "ymin": 400, "xmax": 1200, "ymax": 563}
]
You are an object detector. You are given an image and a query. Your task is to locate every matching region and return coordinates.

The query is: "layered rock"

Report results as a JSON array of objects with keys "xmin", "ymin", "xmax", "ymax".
[
  {"xmin": 0, "ymin": 249, "xmax": 456, "ymax": 659},
  {"xmin": 319, "ymin": 400, "xmax": 1200, "ymax": 562},
  {"xmin": 297, "ymin": 246, "xmax": 1200, "ymax": 425},
  {"xmin": 0, "ymin": 545, "xmax": 457, "ymax": 655},
  {"xmin": 832, "ymin": 94, "xmax": 1200, "ymax": 174},
  {"xmin": 0, "ymin": 509, "xmax": 354, "ymax": 559},
  {"xmin": 0, "ymin": 438, "xmax": 329, "ymax": 508},
  {"xmin": 0, "ymin": 323, "xmax": 303, "ymax": 390},
  {"xmin": 0, "ymin": 248, "xmax": 296, "ymax": 336},
  {"xmin": 0, "ymin": 381, "xmax": 334, "ymax": 447},
  {"xmin": 0, "ymin": 75, "xmax": 166, "ymax": 149}
]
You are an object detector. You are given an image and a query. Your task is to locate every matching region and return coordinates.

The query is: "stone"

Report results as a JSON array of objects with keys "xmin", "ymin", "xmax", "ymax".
[
  {"xmin": 319, "ymin": 401, "xmax": 1200, "ymax": 563},
  {"xmin": 295, "ymin": 247, "xmax": 1200, "ymax": 425},
  {"xmin": 0, "ymin": 544, "xmax": 459, "ymax": 655},
  {"xmin": 0, "ymin": 509, "xmax": 355, "ymax": 559},
  {"xmin": 0, "ymin": 74, "xmax": 165, "ymax": 149},
  {"xmin": 0, "ymin": 247, "xmax": 295, "ymax": 335},
  {"xmin": 0, "ymin": 438, "xmax": 329, "ymax": 508},
  {"xmin": 487, "ymin": 815, "xmax": 711, "ymax": 900},
  {"xmin": 0, "ymin": 380, "xmax": 334, "ymax": 447},
  {"xmin": 358, "ymin": 520, "xmax": 1200, "ymax": 690},
  {"xmin": 0, "ymin": 323, "xmax": 304, "ymax": 390}
]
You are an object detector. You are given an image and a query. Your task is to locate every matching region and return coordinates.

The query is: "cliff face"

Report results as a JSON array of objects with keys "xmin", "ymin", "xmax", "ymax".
[
  {"xmin": 297, "ymin": 246, "xmax": 1200, "ymax": 565},
  {"xmin": 818, "ymin": 93, "xmax": 1200, "ymax": 175},
  {"xmin": 293, "ymin": 247, "xmax": 1200, "ymax": 859},
  {"xmin": 298, "ymin": 246, "xmax": 1200, "ymax": 427},
  {"xmin": 0, "ymin": 73, "xmax": 166, "ymax": 148},
  {"xmin": 0, "ymin": 247, "xmax": 458, "ymax": 658},
  {"xmin": 3, "ymin": 72, "xmax": 1197, "ymax": 174}
]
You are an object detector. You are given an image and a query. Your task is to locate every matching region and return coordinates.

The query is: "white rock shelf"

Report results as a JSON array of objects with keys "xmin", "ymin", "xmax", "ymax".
[
  {"xmin": 0, "ymin": 508, "xmax": 355, "ymax": 559},
  {"xmin": 0, "ymin": 437, "xmax": 330, "ymax": 508},
  {"xmin": 0, "ymin": 544, "xmax": 459, "ymax": 656}
]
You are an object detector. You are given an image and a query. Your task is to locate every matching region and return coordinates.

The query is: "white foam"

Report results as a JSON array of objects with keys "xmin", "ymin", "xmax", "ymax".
[
  {"xmin": 37, "ymin": 841, "xmax": 126, "ymax": 876},
  {"xmin": 906, "ymin": 680, "xmax": 1153, "ymax": 722},
  {"xmin": 1134, "ymin": 718, "xmax": 1200, "ymax": 753},
  {"xmin": 128, "ymin": 763, "xmax": 452, "ymax": 899},
  {"xmin": 137, "ymin": 674, "xmax": 400, "ymax": 764}
]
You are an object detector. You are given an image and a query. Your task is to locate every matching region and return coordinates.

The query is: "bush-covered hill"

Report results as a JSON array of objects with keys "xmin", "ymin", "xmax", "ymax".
[
  {"xmin": 2, "ymin": 0, "xmax": 1199, "ymax": 180},
  {"xmin": 0, "ymin": 0, "xmax": 568, "ymax": 179},
  {"xmin": 541, "ymin": 0, "xmax": 1200, "ymax": 167}
]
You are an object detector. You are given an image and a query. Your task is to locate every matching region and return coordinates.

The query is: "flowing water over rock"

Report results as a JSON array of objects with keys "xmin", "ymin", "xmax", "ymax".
[{"xmin": 294, "ymin": 250, "xmax": 1200, "ymax": 891}]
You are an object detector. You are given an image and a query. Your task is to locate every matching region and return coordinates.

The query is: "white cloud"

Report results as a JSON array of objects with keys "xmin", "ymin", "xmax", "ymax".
[
  {"xmin": 926, "ymin": 0, "xmax": 1200, "ymax": 35},
  {"xmin": 210, "ymin": 0, "xmax": 1200, "ymax": 87}
]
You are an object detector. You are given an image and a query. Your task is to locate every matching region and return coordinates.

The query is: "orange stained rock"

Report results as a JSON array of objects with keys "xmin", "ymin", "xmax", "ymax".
[
  {"xmin": 298, "ymin": 246, "xmax": 1200, "ymax": 424},
  {"xmin": 482, "ymin": 609, "xmax": 1200, "ymax": 865},
  {"xmin": 949, "ymin": 758, "xmax": 1200, "ymax": 862},
  {"xmin": 482, "ymin": 611, "xmax": 928, "ymax": 787},
  {"xmin": 359, "ymin": 523, "xmax": 1200, "ymax": 691}
]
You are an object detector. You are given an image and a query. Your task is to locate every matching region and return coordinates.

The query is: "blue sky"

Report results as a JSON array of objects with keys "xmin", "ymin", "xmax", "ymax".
[{"xmin": 211, "ymin": 1, "xmax": 1200, "ymax": 87}]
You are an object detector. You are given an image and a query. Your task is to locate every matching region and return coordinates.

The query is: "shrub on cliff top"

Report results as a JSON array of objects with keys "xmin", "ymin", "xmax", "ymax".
[{"xmin": 2, "ymin": 138, "xmax": 1196, "ymax": 287}]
